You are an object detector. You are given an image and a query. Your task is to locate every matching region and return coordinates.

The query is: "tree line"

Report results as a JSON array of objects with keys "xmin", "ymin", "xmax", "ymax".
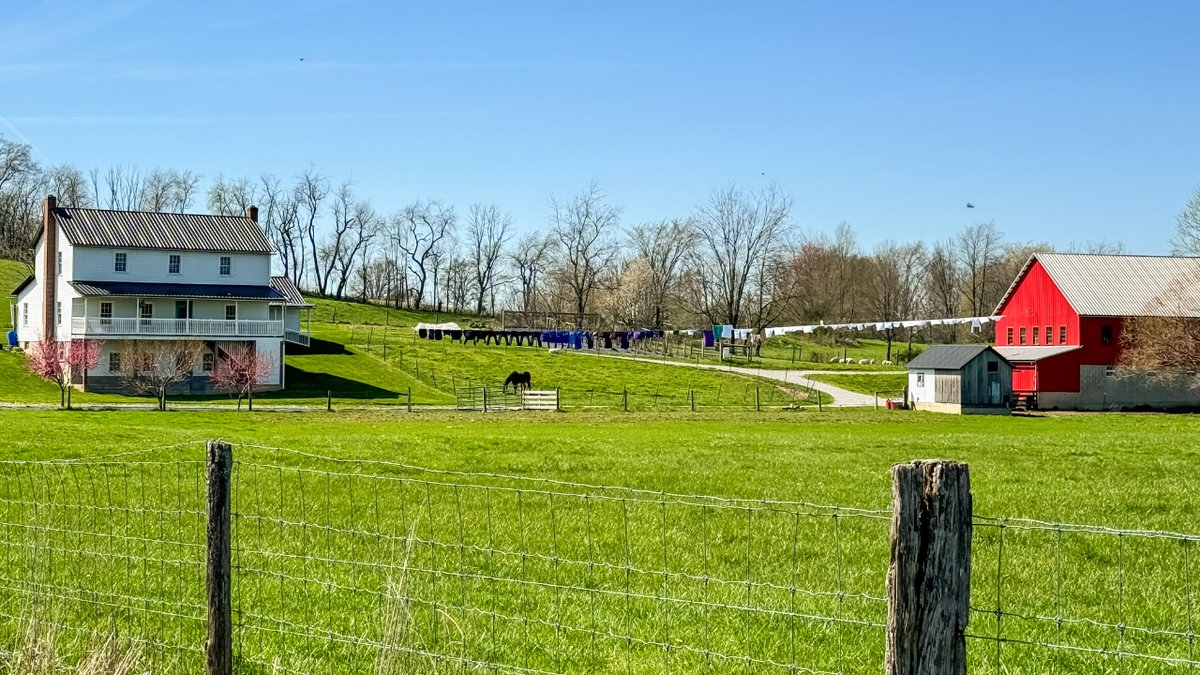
[{"xmin": 1, "ymin": 134, "xmax": 1138, "ymax": 344}]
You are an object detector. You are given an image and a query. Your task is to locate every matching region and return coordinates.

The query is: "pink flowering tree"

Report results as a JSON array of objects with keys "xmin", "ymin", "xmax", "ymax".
[
  {"xmin": 209, "ymin": 343, "xmax": 277, "ymax": 411},
  {"xmin": 26, "ymin": 339, "xmax": 104, "ymax": 409}
]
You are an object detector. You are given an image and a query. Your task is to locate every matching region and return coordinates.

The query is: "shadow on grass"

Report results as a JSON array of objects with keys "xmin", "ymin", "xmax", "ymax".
[{"xmin": 286, "ymin": 337, "xmax": 350, "ymax": 355}]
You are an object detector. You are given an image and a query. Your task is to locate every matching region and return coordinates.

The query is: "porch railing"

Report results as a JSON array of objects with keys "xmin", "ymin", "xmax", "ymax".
[{"xmin": 71, "ymin": 317, "xmax": 285, "ymax": 338}]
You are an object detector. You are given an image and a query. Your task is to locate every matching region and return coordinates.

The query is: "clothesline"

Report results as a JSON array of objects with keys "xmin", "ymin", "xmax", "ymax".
[{"xmin": 764, "ymin": 315, "xmax": 1003, "ymax": 338}]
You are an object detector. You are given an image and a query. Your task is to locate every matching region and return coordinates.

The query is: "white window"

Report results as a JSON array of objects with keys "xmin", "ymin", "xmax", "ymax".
[
  {"xmin": 225, "ymin": 305, "xmax": 237, "ymax": 321},
  {"xmin": 169, "ymin": 254, "xmax": 181, "ymax": 274},
  {"xmin": 57, "ymin": 251, "xmax": 62, "ymax": 276},
  {"xmin": 916, "ymin": 373, "xmax": 925, "ymax": 387},
  {"xmin": 219, "ymin": 256, "xmax": 231, "ymax": 276},
  {"xmin": 1105, "ymin": 366, "xmax": 1116, "ymax": 378},
  {"xmin": 100, "ymin": 302, "xmax": 113, "ymax": 327},
  {"xmin": 55, "ymin": 301, "xmax": 61, "ymax": 326},
  {"xmin": 114, "ymin": 252, "xmax": 127, "ymax": 272},
  {"xmin": 109, "ymin": 352, "xmax": 121, "ymax": 373},
  {"xmin": 21, "ymin": 303, "xmax": 27, "ymax": 327},
  {"xmin": 202, "ymin": 352, "xmax": 214, "ymax": 372},
  {"xmin": 140, "ymin": 302, "xmax": 153, "ymax": 322}
]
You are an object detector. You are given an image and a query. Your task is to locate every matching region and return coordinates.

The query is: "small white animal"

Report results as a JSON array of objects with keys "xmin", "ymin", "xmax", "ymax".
[
  {"xmin": 858, "ymin": 359, "xmax": 869, "ymax": 365},
  {"xmin": 882, "ymin": 360, "xmax": 894, "ymax": 366},
  {"xmin": 830, "ymin": 357, "xmax": 839, "ymax": 363}
]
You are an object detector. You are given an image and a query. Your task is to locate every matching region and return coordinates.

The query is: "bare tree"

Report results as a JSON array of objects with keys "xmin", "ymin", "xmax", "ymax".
[
  {"xmin": 509, "ymin": 232, "xmax": 557, "ymax": 313},
  {"xmin": 630, "ymin": 218, "xmax": 696, "ymax": 328},
  {"xmin": 925, "ymin": 240, "xmax": 962, "ymax": 342},
  {"xmin": 392, "ymin": 200, "xmax": 455, "ymax": 309},
  {"xmin": 46, "ymin": 164, "xmax": 91, "ymax": 207},
  {"xmin": 1172, "ymin": 183, "xmax": 1200, "ymax": 255},
  {"xmin": 0, "ymin": 136, "xmax": 42, "ymax": 259},
  {"xmin": 115, "ymin": 340, "xmax": 206, "ymax": 411},
  {"xmin": 466, "ymin": 203, "xmax": 512, "ymax": 315},
  {"xmin": 550, "ymin": 182, "xmax": 621, "ymax": 322},
  {"xmin": 295, "ymin": 168, "xmax": 329, "ymax": 292},
  {"xmin": 956, "ymin": 221, "xmax": 1005, "ymax": 318},
  {"xmin": 862, "ymin": 241, "xmax": 927, "ymax": 361},
  {"xmin": 691, "ymin": 183, "xmax": 791, "ymax": 326},
  {"xmin": 331, "ymin": 194, "xmax": 378, "ymax": 299}
]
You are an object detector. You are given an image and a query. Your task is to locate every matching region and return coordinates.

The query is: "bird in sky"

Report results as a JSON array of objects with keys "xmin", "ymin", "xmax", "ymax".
[{"xmin": 966, "ymin": 202, "xmax": 975, "ymax": 208}]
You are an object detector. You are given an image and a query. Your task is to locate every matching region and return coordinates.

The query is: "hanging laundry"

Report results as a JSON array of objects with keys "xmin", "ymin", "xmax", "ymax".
[{"xmin": 703, "ymin": 330, "xmax": 715, "ymax": 347}]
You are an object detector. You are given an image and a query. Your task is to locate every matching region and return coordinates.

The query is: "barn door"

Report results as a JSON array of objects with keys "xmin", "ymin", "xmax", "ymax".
[{"xmin": 989, "ymin": 375, "xmax": 1001, "ymax": 404}]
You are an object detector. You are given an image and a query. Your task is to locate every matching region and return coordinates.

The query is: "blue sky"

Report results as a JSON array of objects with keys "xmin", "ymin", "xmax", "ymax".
[{"xmin": 3, "ymin": 1, "xmax": 1200, "ymax": 252}]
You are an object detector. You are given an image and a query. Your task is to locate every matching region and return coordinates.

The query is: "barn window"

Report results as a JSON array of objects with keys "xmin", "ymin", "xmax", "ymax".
[
  {"xmin": 916, "ymin": 373, "xmax": 925, "ymax": 387},
  {"xmin": 1101, "ymin": 324, "xmax": 1114, "ymax": 345},
  {"xmin": 1019, "ymin": 327, "xmax": 1027, "ymax": 345},
  {"xmin": 1105, "ymin": 365, "xmax": 1116, "ymax": 377},
  {"xmin": 1006, "ymin": 327, "xmax": 1013, "ymax": 345},
  {"xmin": 1045, "ymin": 325, "xmax": 1053, "ymax": 345},
  {"xmin": 1060, "ymin": 325, "xmax": 1067, "ymax": 344},
  {"xmin": 1032, "ymin": 327, "xmax": 1040, "ymax": 345},
  {"xmin": 987, "ymin": 360, "xmax": 999, "ymax": 373}
]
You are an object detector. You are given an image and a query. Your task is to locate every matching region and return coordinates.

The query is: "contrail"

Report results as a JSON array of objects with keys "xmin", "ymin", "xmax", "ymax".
[{"xmin": 0, "ymin": 115, "xmax": 52, "ymax": 165}]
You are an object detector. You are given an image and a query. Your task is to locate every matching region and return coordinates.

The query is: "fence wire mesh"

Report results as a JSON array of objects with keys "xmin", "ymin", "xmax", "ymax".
[
  {"xmin": 0, "ymin": 445, "xmax": 207, "ymax": 672},
  {"xmin": 5, "ymin": 441, "xmax": 1200, "ymax": 674},
  {"xmin": 229, "ymin": 445, "xmax": 890, "ymax": 674},
  {"xmin": 969, "ymin": 515, "xmax": 1200, "ymax": 674}
]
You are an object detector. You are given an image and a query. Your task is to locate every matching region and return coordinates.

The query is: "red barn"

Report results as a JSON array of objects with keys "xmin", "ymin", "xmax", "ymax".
[{"xmin": 993, "ymin": 253, "xmax": 1200, "ymax": 410}]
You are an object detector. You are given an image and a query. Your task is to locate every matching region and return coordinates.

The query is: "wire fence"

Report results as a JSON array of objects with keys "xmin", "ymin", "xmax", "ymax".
[
  {"xmin": 0, "ymin": 442, "xmax": 1198, "ymax": 673},
  {"xmin": 0, "ymin": 445, "xmax": 208, "ymax": 672},
  {"xmin": 229, "ymin": 444, "xmax": 891, "ymax": 673}
]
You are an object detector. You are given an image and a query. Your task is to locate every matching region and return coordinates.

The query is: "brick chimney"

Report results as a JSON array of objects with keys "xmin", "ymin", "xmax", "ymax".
[
  {"xmin": 42, "ymin": 195, "xmax": 57, "ymax": 341},
  {"xmin": 245, "ymin": 205, "xmax": 259, "ymax": 223}
]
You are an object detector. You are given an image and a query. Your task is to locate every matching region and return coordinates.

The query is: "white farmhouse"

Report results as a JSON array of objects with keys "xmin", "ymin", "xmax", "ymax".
[{"xmin": 9, "ymin": 195, "xmax": 311, "ymax": 393}]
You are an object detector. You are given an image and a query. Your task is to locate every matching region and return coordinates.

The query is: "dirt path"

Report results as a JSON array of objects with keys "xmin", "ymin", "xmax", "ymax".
[{"xmin": 570, "ymin": 353, "xmax": 884, "ymax": 407}]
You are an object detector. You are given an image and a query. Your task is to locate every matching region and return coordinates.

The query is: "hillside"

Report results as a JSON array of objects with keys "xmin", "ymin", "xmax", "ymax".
[{"xmin": 2, "ymin": 258, "xmax": 32, "ymax": 332}]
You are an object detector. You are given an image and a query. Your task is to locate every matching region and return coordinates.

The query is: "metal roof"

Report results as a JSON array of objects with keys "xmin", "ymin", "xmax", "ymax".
[
  {"xmin": 906, "ymin": 344, "xmax": 996, "ymax": 370},
  {"xmin": 70, "ymin": 280, "xmax": 284, "ymax": 301},
  {"xmin": 269, "ymin": 276, "xmax": 313, "ymax": 307},
  {"xmin": 49, "ymin": 207, "xmax": 274, "ymax": 253},
  {"xmin": 994, "ymin": 253, "xmax": 1200, "ymax": 318},
  {"xmin": 994, "ymin": 345, "xmax": 1081, "ymax": 362}
]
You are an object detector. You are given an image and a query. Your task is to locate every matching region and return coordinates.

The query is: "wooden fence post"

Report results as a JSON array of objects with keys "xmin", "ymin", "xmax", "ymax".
[
  {"xmin": 623, "ymin": 386, "xmax": 628, "ymax": 412},
  {"xmin": 407, "ymin": 386, "xmax": 412, "ymax": 413},
  {"xmin": 555, "ymin": 387, "xmax": 561, "ymax": 412},
  {"xmin": 205, "ymin": 440, "xmax": 233, "ymax": 675},
  {"xmin": 326, "ymin": 390, "xmax": 332, "ymax": 412},
  {"xmin": 886, "ymin": 460, "xmax": 972, "ymax": 675},
  {"xmin": 755, "ymin": 386, "xmax": 761, "ymax": 412},
  {"xmin": 483, "ymin": 387, "xmax": 489, "ymax": 413}
]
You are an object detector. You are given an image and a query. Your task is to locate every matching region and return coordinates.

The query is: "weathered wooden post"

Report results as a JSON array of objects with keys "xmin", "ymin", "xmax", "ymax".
[
  {"xmin": 886, "ymin": 460, "xmax": 972, "ymax": 675},
  {"xmin": 623, "ymin": 386, "xmax": 628, "ymax": 412},
  {"xmin": 406, "ymin": 386, "xmax": 412, "ymax": 413},
  {"xmin": 483, "ymin": 387, "xmax": 489, "ymax": 413},
  {"xmin": 689, "ymin": 389, "xmax": 695, "ymax": 412},
  {"xmin": 755, "ymin": 386, "xmax": 761, "ymax": 412},
  {"xmin": 555, "ymin": 387, "xmax": 561, "ymax": 412},
  {"xmin": 205, "ymin": 440, "xmax": 233, "ymax": 675},
  {"xmin": 326, "ymin": 390, "xmax": 332, "ymax": 412}
]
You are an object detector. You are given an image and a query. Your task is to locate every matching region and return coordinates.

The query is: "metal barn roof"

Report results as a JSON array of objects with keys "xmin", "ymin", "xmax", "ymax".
[
  {"xmin": 70, "ymin": 280, "xmax": 284, "ymax": 301},
  {"xmin": 270, "ymin": 276, "xmax": 313, "ymax": 307},
  {"xmin": 906, "ymin": 344, "xmax": 995, "ymax": 370},
  {"xmin": 995, "ymin": 253, "xmax": 1200, "ymax": 318},
  {"xmin": 994, "ymin": 345, "xmax": 1081, "ymax": 362},
  {"xmin": 50, "ymin": 207, "xmax": 274, "ymax": 253}
]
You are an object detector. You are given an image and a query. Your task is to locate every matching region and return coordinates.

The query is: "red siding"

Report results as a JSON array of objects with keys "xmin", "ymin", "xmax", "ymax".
[
  {"xmin": 996, "ymin": 260, "xmax": 1080, "ymax": 349},
  {"xmin": 1078, "ymin": 316, "xmax": 1124, "ymax": 366},
  {"xmin": 996, "ymin": 259, "xmax": 1085, "ymax": 393}
]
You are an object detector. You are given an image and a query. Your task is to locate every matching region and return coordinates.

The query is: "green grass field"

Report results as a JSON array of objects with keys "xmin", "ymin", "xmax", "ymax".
[
  {"xmin": 1, "ymin": 409, "xmax": 1198, "ymax": 673},
  {"xmin": 2, "ymin": 258, "xmax": 31, "ymax": 332}
]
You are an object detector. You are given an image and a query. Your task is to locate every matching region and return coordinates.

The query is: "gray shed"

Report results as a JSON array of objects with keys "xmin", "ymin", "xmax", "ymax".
[{"xmin": 906, "ymin": 345, "xmax": 1013, "ymax": 414}]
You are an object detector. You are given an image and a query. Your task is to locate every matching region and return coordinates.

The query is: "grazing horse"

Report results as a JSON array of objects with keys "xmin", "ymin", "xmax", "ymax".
[{"xmin": 504, "ymin": 371, "xmax": 532, "ymax": 393}]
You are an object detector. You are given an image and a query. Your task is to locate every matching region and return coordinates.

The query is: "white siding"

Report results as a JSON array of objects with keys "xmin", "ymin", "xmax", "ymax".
[
  {"xmin": 907, "ymin": 369, "xmax": 937, "ymax": 405},
  {"xmin": 72, "ymin": 247, "xmax": 272, "ymax": 286}
]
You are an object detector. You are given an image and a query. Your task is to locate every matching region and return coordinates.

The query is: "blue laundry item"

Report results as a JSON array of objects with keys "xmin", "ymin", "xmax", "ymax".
[
  {"xmin": 703, "ymin": 330, "xmax": 715, "ymax": 347},
  {"xmin": 620, "ymin": 333, "xmax": 630, "ymax": 349}
]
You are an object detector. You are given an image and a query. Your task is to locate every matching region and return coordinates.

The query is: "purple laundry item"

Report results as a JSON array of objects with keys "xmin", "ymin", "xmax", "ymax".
[{"xmin": 703, "ymin": 330, "xmax": 715, "ymax": 347}]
